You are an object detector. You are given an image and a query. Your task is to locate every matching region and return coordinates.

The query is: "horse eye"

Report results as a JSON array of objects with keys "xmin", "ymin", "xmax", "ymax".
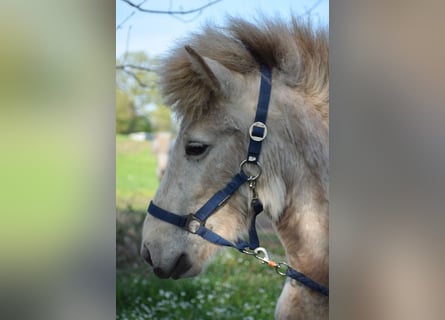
[{"xmin": 185, "ymin": 142, "xmax": 209, "ymax": 156}]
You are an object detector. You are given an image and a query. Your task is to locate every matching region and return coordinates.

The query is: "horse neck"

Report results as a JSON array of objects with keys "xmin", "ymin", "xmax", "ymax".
[
  {"xmin": 273, "ymin": 172, "xmax": 329, "ymax": 284},
  {"xmin": 263, "ymin": 95, "xmax": 329, "ymax": 284}
]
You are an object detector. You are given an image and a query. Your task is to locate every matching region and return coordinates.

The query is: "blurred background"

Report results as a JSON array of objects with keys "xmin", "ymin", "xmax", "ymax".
[
  {"xmin": 115, "ymin": 1, "xmax": 328, "ymax": 319},
  {"xmin": 1, "ymin": 1, "xmax": 444, "ymax": 320}
]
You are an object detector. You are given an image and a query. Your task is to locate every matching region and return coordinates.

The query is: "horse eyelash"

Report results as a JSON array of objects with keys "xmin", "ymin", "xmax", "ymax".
[{"xmin": 185, "ymin": 142, "xmax": 209, "ymax": 157}]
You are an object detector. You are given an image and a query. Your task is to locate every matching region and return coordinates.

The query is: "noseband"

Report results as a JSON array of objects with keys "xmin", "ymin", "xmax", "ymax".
[{"xmin": 147, "ymin": 65, "xmax": 328, "ymax": 297}]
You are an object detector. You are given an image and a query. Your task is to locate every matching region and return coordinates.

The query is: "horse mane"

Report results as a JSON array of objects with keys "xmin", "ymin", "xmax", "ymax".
[{"xmin": 159, "ymin": 15, "xmax": 328, "ymax": 122}]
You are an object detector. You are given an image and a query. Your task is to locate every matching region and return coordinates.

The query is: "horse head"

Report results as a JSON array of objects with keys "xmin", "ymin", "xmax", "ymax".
[{"xmin": 142, "ymin": 46, "xmax": 265, "ymax": 278}]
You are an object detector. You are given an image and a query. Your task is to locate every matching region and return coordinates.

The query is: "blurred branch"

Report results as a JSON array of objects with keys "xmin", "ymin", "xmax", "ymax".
[
  {"xmin": 304, "ymin": 0, "xmax": 324, "ymax": 16},
  {"xmin": 120, "ymin": 70, "xmax": 149, "ymax": 88},
  {"xmin": 124, "ymin": 25, "xmax": 132, "ymax": 61},
  {"xmin": 117, "ymin": 11, "xmax": 135, "ymax": 30},
  {"xmin": 121, "ymin": 0, "xmax": 222, "ymax": 15},
  {"xmin": 170, "ymin": 10, "xmax": 203, "ymax": 23},
  {"xmin": 116, "ymin": 64, "xmax": 155, "ymax": 88},
  {"xmin": 116, "ymin": 64, "xmax": 154, "ymax": 72}
]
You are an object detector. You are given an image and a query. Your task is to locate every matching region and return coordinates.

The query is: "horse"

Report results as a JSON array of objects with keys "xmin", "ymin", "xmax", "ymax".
[
  {"xmin": 151, "ymin": 131, "xmax": 174, "ymax": 180},
  {"xmin": 141, "ymin": 16, "xmax": 329, "ymax": 319}
]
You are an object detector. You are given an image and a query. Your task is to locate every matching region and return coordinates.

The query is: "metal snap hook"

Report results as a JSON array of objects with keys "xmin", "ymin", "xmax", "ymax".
[{"xmin": 253, "ymin": 247, "xmax": 270, "ymax": 264}]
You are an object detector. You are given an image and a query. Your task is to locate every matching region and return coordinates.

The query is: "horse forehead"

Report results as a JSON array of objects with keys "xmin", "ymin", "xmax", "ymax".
[
  {"xmin": 180, "ymin": 114, "xmax": 227, "ymax": 136},
  {"xmin": 179, "ymin": 73, "xmax": 261, "ymax": 127}
]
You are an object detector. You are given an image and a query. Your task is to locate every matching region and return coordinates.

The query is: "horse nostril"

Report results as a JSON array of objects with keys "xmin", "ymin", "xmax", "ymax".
[
  {"xmin": 171, "ymin": 254, "xmax": 192, "ymax": 279},
  {"xmin": 141, "ymin": 245, "xmax": 153, "ymax": 266},
  {"xmin": 153, "ymin": 267, "xmax": 169, "ymax": 279}
]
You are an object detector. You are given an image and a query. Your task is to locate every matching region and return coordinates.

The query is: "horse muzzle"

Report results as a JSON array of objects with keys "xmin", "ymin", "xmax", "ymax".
[{"xmin": 141, "ymin": 244, "xmax": 194, "ymax": 279}]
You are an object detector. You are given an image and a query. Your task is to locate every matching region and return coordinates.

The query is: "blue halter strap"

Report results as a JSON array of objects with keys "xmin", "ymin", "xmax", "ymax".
[
  {"xmin": 148, "ymin": 171, "xmax": 249, "ymax": 249},
  {"xmin": 148, "ymin": 64, "xmax": 272, "ymax": 250},
  {"xmin": 147, "ymin": 65, "xmax": 328, "ymax": 297}
]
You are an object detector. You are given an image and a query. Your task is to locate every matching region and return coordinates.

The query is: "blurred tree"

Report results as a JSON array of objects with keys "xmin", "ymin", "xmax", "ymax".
[
  {"xmin": 116, "ymin": 51, "xmax": 172, "ymax": 133},
  {"xmin": 116, "ymin": 89, "xmax": 135, "ymax": 133},
  {"xmin": 150, "ymin": 105, "xmax": 173, "ymax": 132},
  {"xmin": 132, "ymin": 114, "xmax": 152, "ymax": 133}
]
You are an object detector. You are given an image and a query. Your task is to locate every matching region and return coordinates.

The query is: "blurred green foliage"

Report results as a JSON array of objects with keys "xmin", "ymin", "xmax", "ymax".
[{"xmin": 116, "ymin": 51, "xmax": 174, "ymax": 134}]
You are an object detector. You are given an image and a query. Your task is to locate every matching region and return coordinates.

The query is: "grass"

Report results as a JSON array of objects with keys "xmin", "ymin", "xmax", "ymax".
[
  {"xmin": 117, "ymin": 134, "xmax": 287, "ymax": 319},
  {"xmin": 116, "ymin": 134, "xmax": 159, "ymax": 211},
  {"xmin": 117, "ymin": 248, "xmax": 286, "ymax": 320}
]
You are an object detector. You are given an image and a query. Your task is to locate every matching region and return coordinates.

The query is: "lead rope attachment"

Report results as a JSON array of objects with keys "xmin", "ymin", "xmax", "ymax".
[
  {"xmin": 243, "ymin": 247, "xmax": 329, "ymax": 297},
  {"xmin": 249, "ymin": 179, "xmax": 264, "ymax": 215}
]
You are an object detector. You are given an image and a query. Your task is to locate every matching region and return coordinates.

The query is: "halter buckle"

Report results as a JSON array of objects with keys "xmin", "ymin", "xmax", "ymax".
[
  {"xmin": 249, "ymin": 122, "xmax": 268, "ymax": 142},
  {"xmin": 185, "ymin": 214, "xmax": 203, "ymax": 234}
]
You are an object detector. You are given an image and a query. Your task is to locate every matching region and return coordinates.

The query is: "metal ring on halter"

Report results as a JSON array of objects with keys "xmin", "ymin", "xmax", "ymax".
[
  {"xmin": 240, "ymin": 160, "xmax": 262, "ymax": 181},
  {"xmin": 275, "ymin": 262, "xmax": 289, "ymax": 276},
  {"xmin": 185, "ymin": 214, "xmax": 203, "ymax": 234}
]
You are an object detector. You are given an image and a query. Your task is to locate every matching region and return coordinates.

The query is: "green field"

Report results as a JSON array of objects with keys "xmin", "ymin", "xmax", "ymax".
[
  {"xmin": 117, "ymin": 248, "xmax": 285, "ymax": 320},
  {"xmin": 116, "ymin": 134, "xmax": 286, "ymax": 319},
  {"xmin": 116, "ymin": 134, "xmax": 159, "ymax": 211}
]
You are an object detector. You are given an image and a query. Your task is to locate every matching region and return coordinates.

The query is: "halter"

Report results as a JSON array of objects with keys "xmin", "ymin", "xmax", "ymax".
[{"xmin": 147, "ymin": 65, "xmax": 328, "ymax": 297}]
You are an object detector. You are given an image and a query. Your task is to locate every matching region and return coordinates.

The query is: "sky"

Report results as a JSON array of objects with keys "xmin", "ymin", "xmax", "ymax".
[{"xmin": 116, "ymin": 0, "xmax": 329, "ymax": 58}]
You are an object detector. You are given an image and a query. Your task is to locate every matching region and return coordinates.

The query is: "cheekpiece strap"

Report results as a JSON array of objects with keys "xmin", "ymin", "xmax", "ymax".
[{"xmin": 246, "ymin": 65, "xmax": 272, "ymax": 163}]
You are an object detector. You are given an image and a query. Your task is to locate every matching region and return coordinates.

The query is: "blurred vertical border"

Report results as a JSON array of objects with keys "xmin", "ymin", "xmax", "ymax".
[
  {"xmin": 0, "ymin": 1, "xmax": 115, "ymax": 319},
  {"xmin": 331, "ymin": 1, "xmax": 445, "ymax": 320},
  {"xmin": 1, "ymin": 1, "xmax": 444, "ymax": 319}
]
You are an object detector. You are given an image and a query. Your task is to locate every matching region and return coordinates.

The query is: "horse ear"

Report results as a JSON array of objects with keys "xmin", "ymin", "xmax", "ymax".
[{"xmin": 184, "ymin": 45, "xmax": 235, "ymax": 97}]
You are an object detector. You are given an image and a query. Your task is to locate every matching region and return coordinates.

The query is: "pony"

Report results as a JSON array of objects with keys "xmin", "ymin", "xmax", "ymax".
[{"xmin": 141, "ymin": 16, "xmax": 329, "ymax": 319}]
